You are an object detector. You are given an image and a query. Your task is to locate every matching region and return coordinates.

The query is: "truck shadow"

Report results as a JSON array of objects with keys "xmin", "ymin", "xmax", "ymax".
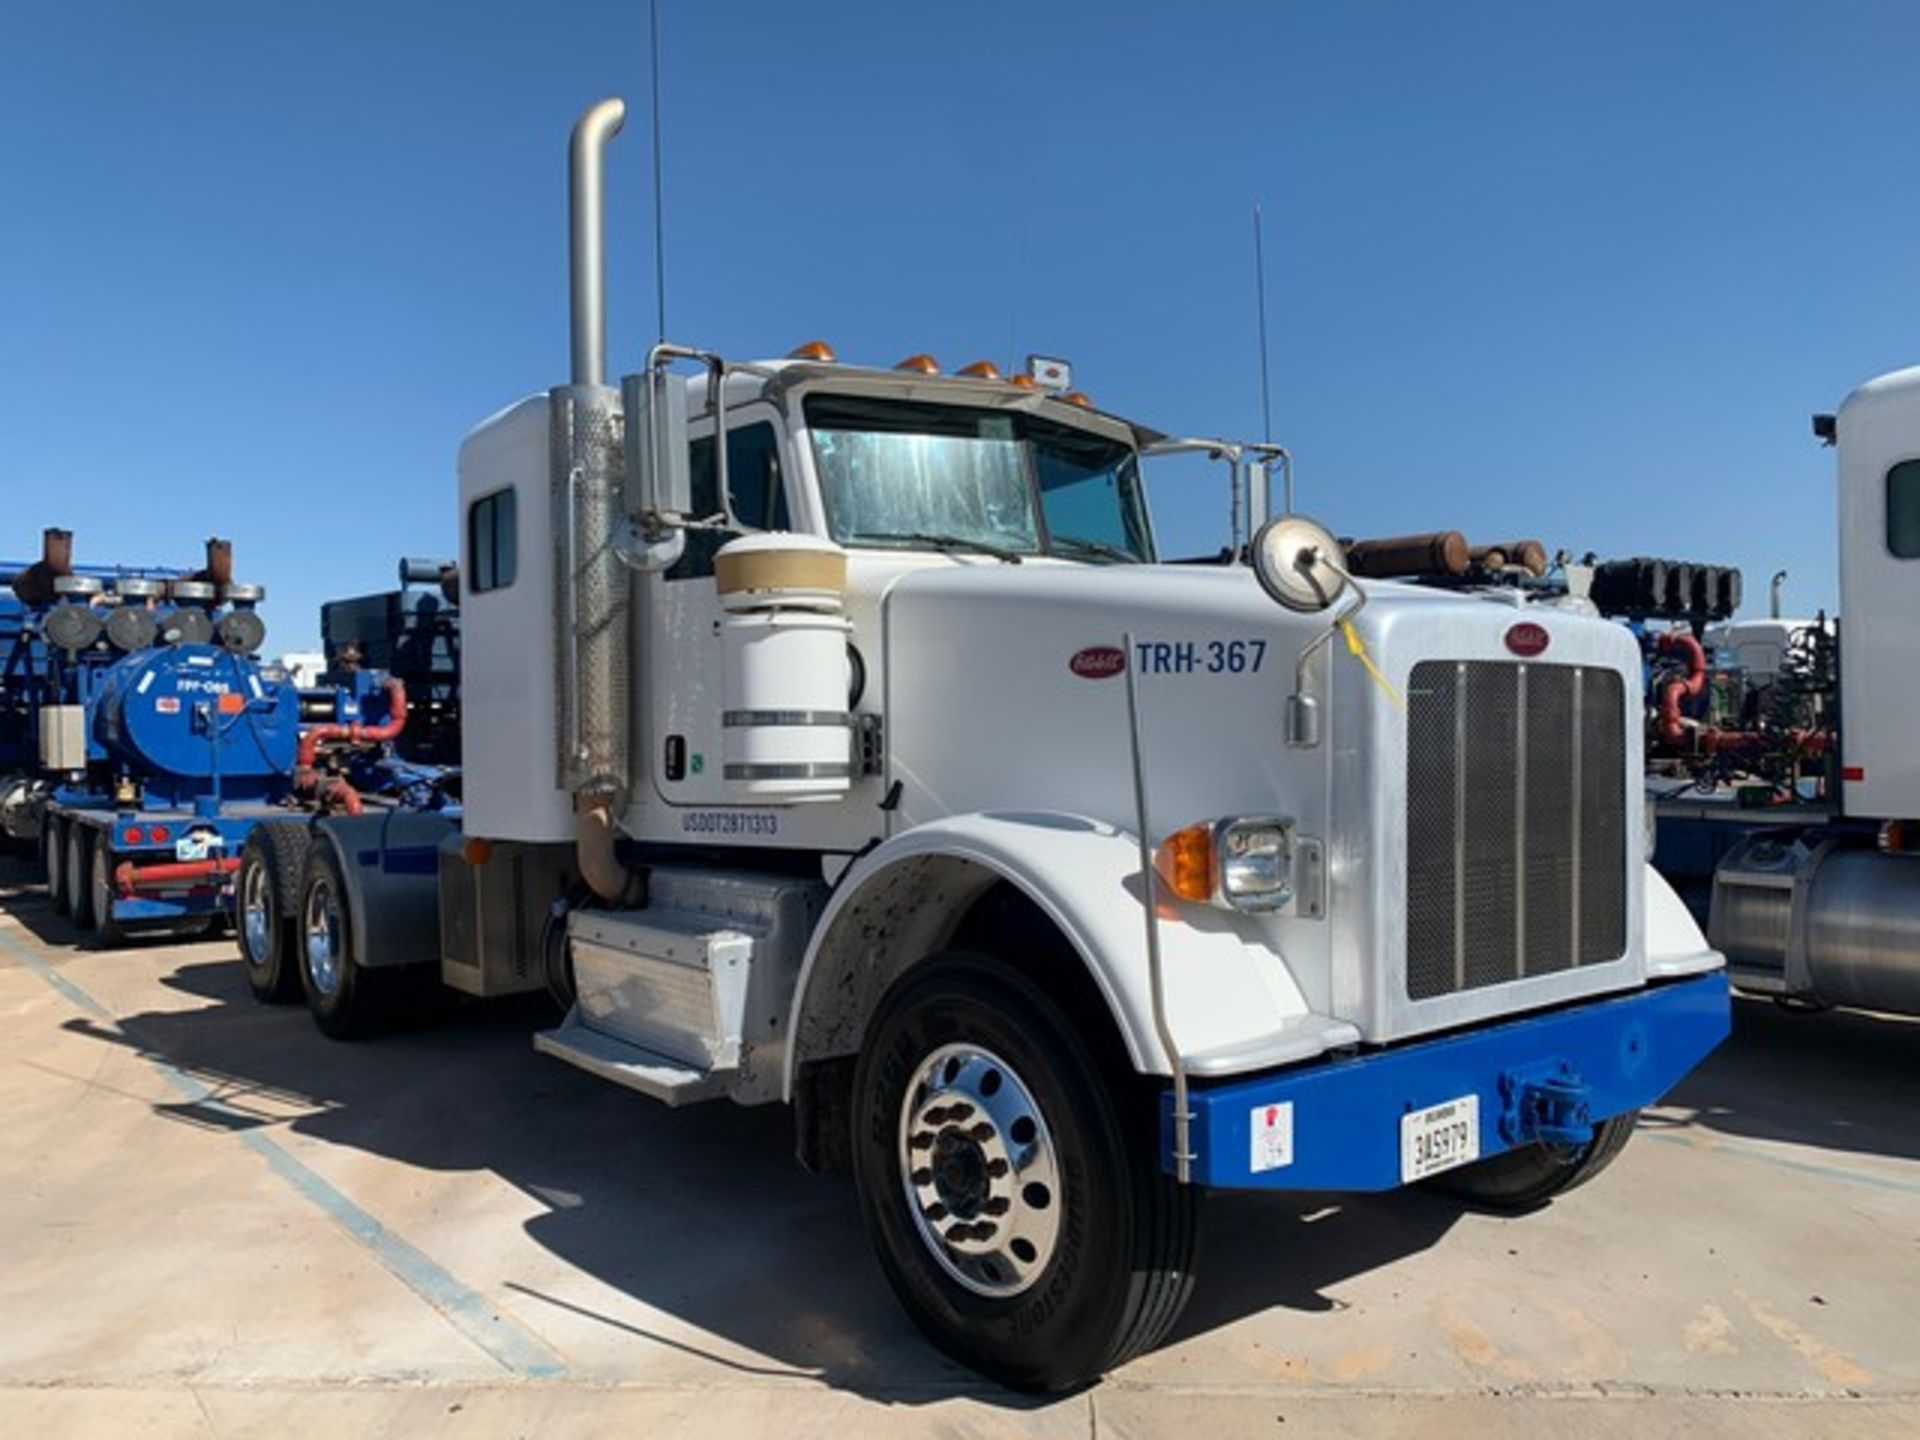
[
  {"xmin": 1656, "ymin": 993, "xmax": 1920, "ymax": 1164},
  {"xmin": 42, "ymin": 943, "xmax": 1459, "ymax": 1402},
  {"xmin": 19, "ymin": 852, "xmax": 1916, "ymax": 1398}
]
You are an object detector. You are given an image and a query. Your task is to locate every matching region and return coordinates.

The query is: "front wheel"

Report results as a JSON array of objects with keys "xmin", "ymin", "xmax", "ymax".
[
  {"xmin": 1425, "ymin": 1110, "xmax": 1639, "ymax": 1210},
  {"xmin": 852, "ymin": 952, "xmax": 1201, "ymax": 1393}
]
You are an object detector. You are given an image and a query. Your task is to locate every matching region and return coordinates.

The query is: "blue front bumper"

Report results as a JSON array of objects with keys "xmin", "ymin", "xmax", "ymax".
[{"xmin": 1162, "ymin": 971, "xmax": 1729, "ymax": 1191}]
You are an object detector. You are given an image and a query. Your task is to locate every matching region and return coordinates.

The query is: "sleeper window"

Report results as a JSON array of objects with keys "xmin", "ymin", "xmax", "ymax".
[{"xmin": 468, "ymin": 488, "xmax": 517, "ymax": 592}]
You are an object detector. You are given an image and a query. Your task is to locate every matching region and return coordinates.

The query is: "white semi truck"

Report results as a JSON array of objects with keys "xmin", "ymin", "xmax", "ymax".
[
  {"xmin": 1648, "ymin": 365, "xmax": 1920, "ymax": 1018},
  {"xmin": 235, "ymin": 98, "xmax": 1729, "ymax": 1391}
]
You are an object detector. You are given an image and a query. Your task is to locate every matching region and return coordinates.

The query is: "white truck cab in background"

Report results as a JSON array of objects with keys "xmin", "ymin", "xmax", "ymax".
[
  {"xmin": 1652, "ymin": 367, "xmax": 1920, "ymax": 1020},
  {"xmin": 271, "ymin": 98, "xmax": 1730, "ymax": 1393}
]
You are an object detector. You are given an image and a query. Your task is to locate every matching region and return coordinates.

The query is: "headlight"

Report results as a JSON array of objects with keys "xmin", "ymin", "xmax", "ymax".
[{"xmin": 1154, "ymin": 815, "xmax": 1297, "ymax": 914}]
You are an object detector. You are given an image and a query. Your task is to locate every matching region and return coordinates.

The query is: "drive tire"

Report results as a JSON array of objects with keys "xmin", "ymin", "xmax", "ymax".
[
  {"xmin": 297, "ymin": 842, "xmax": 400, "ymax": 1040},
  {"xmin": 90, "ymin": 840, "xmax": 129, "ymax": 948},
  {"xmin": 238, "ymin": 822, "xmax": 312, "ymax": 1003},
  {"xmin": 66, "ymin": 823, "xmax": 95, "ymax": 931},
  {"xmin": 1425, "ymin": 1109, "xmax": 1639, "ymax": 1210},
  {"xmin": 44, "ymin": 817, "xmax": 69, "ymax": 916},
  {"xmin": 852, "ymin": 951, "xmax": 1201, "ymax": 1394}
]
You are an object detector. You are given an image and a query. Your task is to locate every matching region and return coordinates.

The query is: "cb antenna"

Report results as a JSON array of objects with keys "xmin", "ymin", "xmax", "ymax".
[
  {"xmin": 1253, "ymin": 203, "xmax": 1273, "ymax": 445},
  {"xmin": 649, "ymin": 0, "xmax": 667, "ymax": 343}
]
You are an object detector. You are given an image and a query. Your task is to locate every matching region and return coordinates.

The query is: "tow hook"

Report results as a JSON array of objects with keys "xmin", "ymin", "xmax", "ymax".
[{"xmin": 1498, "ymin": 1066, "xmax": 1595, "ymax": 1149}]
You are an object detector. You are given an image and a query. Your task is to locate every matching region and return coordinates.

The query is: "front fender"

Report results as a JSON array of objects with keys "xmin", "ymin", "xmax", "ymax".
[
  {"xmin": 1644, "ymin": 862, "xmax": 1724, "ymax": 979},
  {"xmin": 783, "ymin": 810, "xmax": 1360, "ymax": 1099}
]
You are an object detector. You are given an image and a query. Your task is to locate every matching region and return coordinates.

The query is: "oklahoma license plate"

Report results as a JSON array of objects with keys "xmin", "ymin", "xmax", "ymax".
[{"xmin": 1400, "ymin": 1095, "xmax": 1480, "ymax": 1182}]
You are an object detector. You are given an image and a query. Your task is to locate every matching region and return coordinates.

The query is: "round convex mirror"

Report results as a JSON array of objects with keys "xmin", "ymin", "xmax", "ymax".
[{"xmin": 1250, "ymin": 515, "xmax": 1349, "ymax": 613}]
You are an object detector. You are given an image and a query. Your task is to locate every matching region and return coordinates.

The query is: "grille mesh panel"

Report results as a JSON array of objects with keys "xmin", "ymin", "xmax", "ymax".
[{"xmin": 1405, "ymin": 660, "xmax": 1627, "ymax": 1001}]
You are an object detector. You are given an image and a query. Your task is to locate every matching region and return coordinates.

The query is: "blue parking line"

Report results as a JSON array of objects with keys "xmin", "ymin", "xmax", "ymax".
[
  {"xmin": 1643, "ymin": 1127, "xmax": 1920, "ymax": 1198},
  {"xmin": 0, "ymin": 925, "xmax": 569, "ymax": 1380}
]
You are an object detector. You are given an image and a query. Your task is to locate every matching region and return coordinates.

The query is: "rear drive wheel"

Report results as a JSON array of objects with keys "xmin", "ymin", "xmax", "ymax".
[
  {"xmin": 90, "ymin": 840, "xmax": 129, "ymax": 948},
  {"xmin": 298, "ymin": 844, "xmax": 400, "ymax": 1040},
  {"xmin": 66, "ymin": 824, "xmax": 96, "ymax": 931},
  {"xmin": 1425, "ymin": 1110, "xmax": 1639, "ymax": 1210},
  {"xmin": 852, "ymin": 952, "xmax": 1201, "ymax": 1393},
  {"xmin": 44, "ymin": 817, "xmax": 69, "ymax": 915},
  {"xmin": 238, "ymin": 822, "xmax": 312, "ymax": 1003}
]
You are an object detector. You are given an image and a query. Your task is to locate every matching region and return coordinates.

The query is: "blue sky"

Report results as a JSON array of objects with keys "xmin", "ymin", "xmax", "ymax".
[{"xmin": 4, "ymin": 1, "xmax": 1914, "ymax": 650}]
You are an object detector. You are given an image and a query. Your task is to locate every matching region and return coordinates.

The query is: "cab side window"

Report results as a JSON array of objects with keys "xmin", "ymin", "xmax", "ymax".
[{"xmin": 667, "ymin": 422, "xmax": 789, "ymax": 580}]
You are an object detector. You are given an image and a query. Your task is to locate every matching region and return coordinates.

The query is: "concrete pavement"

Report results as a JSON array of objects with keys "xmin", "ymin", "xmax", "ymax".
[{"xmin": 1, "ymin": 857, "xmax": 1915, "ymax": 1436}]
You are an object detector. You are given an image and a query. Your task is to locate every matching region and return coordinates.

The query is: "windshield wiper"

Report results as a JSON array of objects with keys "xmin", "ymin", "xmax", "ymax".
[
  {"xmin": 844, "ymin": 531, "xmax": 1026, "ymax": 563},
  {"xmin": 1049, "ymin": 535, "xmax": 1138, "ymax": 565}
]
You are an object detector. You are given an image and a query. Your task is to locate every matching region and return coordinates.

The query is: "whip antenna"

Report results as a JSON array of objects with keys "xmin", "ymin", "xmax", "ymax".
[
  {"xmin": 650, "ymin": 0, "xmax": 667, "ymax": 342},
  {"xmin": 1254, "ymin": 203, "xmax": 1273, "ymax": 445}
]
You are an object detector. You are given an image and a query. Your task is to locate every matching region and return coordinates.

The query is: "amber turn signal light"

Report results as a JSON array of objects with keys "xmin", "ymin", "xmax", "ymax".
[{"xmin": 1153, "ymin": 823, "xmax": 1215, "ymax": 904}]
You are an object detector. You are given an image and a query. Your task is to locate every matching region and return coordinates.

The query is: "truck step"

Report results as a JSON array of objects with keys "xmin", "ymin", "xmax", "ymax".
[{"xmin": 533, "ymin": 1010, "xmax": 729, "ymax": 1106}]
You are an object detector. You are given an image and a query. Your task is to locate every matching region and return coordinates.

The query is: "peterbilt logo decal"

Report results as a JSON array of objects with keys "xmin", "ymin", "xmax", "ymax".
[
  {"xmin": 1069, "ymin": 645, "xmax": 1128, "ymax": 679},
  {"xmin": 1504, "ymin": 622, "xmax": 1550, "ymax": 658}
]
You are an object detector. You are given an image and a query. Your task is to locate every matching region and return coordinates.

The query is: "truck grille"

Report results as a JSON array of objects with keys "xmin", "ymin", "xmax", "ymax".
[{"xmin": 1404, "ymin": 660, "xmax": 1627, "ymax": 1001}]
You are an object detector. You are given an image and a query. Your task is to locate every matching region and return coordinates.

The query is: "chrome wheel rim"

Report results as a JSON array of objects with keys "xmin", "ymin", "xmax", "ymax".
[
  {"xmin": 897, "ymin": 1042, "xmax": 1062, "ymax": 1299},
  {"xmin": 303, "ymin": 877, "xmax": 343, "ymax": 997},
  {"xmin": 240, "ymin": 863, "xmax": 272, "ymax": 966}
]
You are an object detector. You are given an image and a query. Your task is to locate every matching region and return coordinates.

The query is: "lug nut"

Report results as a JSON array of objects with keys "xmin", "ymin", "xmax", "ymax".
[
  {"xmin": 947, "ymin": 1102, "xmax": 974, "ymax": 1121},
  {"xmin": 985, "ymin": 1159, "xmax": 1009, "ymax": 1179},
  {"xmin": 911, "ymin": 1168, "xmax": 933, "ymax": 1186},
  {"xmin": 969, "ymin": 1122, "xmax": 994, "ymax": 1142},
  {"xmin": 910, "ymin": 1132, "xmax": 935, "ymax": 1151},
  {"xmin": 984, "ymin": 1197, "xmax": 1010, "ymax": 1216},
  {"xmin": 925, "ymin": 1202, "xmax": 949, "ymax": 1221}
]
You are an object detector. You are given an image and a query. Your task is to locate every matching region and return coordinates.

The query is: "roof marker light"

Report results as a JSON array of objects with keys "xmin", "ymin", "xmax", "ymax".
[
  {"xmin": 894, "ymin": 353, "xmax": 940, "ymax": 375},
  {"xmin": 958, "ymin": 360, "xmax": 1002, "ymax": 380},
  {"xmin": 1007, "ymin": 374, "xmax": 1038, "ymax": 390},
  {"xmin": 1062, "ymin": 391, "xmax": 1094, "ymax": 409},
  {"xmin": 788, "ymin": 340, "xmax": 837, "ymax": 362}
]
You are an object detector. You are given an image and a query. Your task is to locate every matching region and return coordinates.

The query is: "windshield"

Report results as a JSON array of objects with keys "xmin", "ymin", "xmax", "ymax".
[{"xmin": 805, "ymin": 394, "xmax": 1155, "ymax": 563}]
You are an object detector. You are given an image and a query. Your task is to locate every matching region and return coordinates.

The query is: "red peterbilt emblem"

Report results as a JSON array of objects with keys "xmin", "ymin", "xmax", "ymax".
[
  {"xmin": 1504, "ymin": 622, "xmax": 1550, "ymax": 658},
  {"xmin": 1069, "ymin": 645, "xmax": 1128, "ymax": 679}
]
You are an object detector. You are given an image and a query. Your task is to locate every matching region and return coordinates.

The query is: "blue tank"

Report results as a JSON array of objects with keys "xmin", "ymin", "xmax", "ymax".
[{"xmin": 92, "ymin": 644, "xmax": 300, "ymax": 807}]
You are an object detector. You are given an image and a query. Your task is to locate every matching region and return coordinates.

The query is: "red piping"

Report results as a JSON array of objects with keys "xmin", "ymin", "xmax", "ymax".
[
  {"xmin": 292, "ymin": 678, "xmax": 404, "ymax": 812},
  {"xmin": 298, "ymin": 677, "xmax": 408, "ymax": 770},
  {"xmin": 1655, "ymin": 631, "xmax": 1706, "ymax": 747},
  {"xmin": 116, "ymin": 855, "xmax": 241, "ymax": 897},
  {"xmin": 322, "ymin": 777, "xmax": 364, "ymax": 816}
]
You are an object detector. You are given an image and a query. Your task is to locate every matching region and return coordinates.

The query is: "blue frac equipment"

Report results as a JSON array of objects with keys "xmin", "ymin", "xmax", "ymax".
[
  {"xmin": 6, "ymin": 530, "xmax": 457, "ymax": 947},
  {"xmin": 91, "ymin": 644, "xmax": 302, "ymax": 809}
]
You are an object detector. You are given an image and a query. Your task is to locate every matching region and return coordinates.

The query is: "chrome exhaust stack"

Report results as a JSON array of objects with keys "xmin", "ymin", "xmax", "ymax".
[
  {"xmin": 553, "ymin": 97, "xmax": 640, "ymax": 902},
  {"xmin": 568, "ymin": 98, "xmax": 625, "ymax": 388}
]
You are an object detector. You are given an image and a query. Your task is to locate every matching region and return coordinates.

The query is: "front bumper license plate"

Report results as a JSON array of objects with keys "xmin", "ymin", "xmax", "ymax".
[{"xmin": 1400, "ymin": 1094, "xmax": 1480, "ymax": 1182}]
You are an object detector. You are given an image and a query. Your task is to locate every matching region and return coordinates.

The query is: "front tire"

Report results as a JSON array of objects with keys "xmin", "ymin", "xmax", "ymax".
[
  {"xmin": 298, "ymin": 843, "xmax": 400, "ymax": 1040},
  {"xmin": 1425, "ymin": 1109, "xmax": 1639, "ymax": 1210},
  {"xmin": 238, "ymin": 822, "xmax": 312, "ymax": 1003},
  {"xmin": 852, "ymin": 952, "xmax": 1201, "ymax": 1393}
]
